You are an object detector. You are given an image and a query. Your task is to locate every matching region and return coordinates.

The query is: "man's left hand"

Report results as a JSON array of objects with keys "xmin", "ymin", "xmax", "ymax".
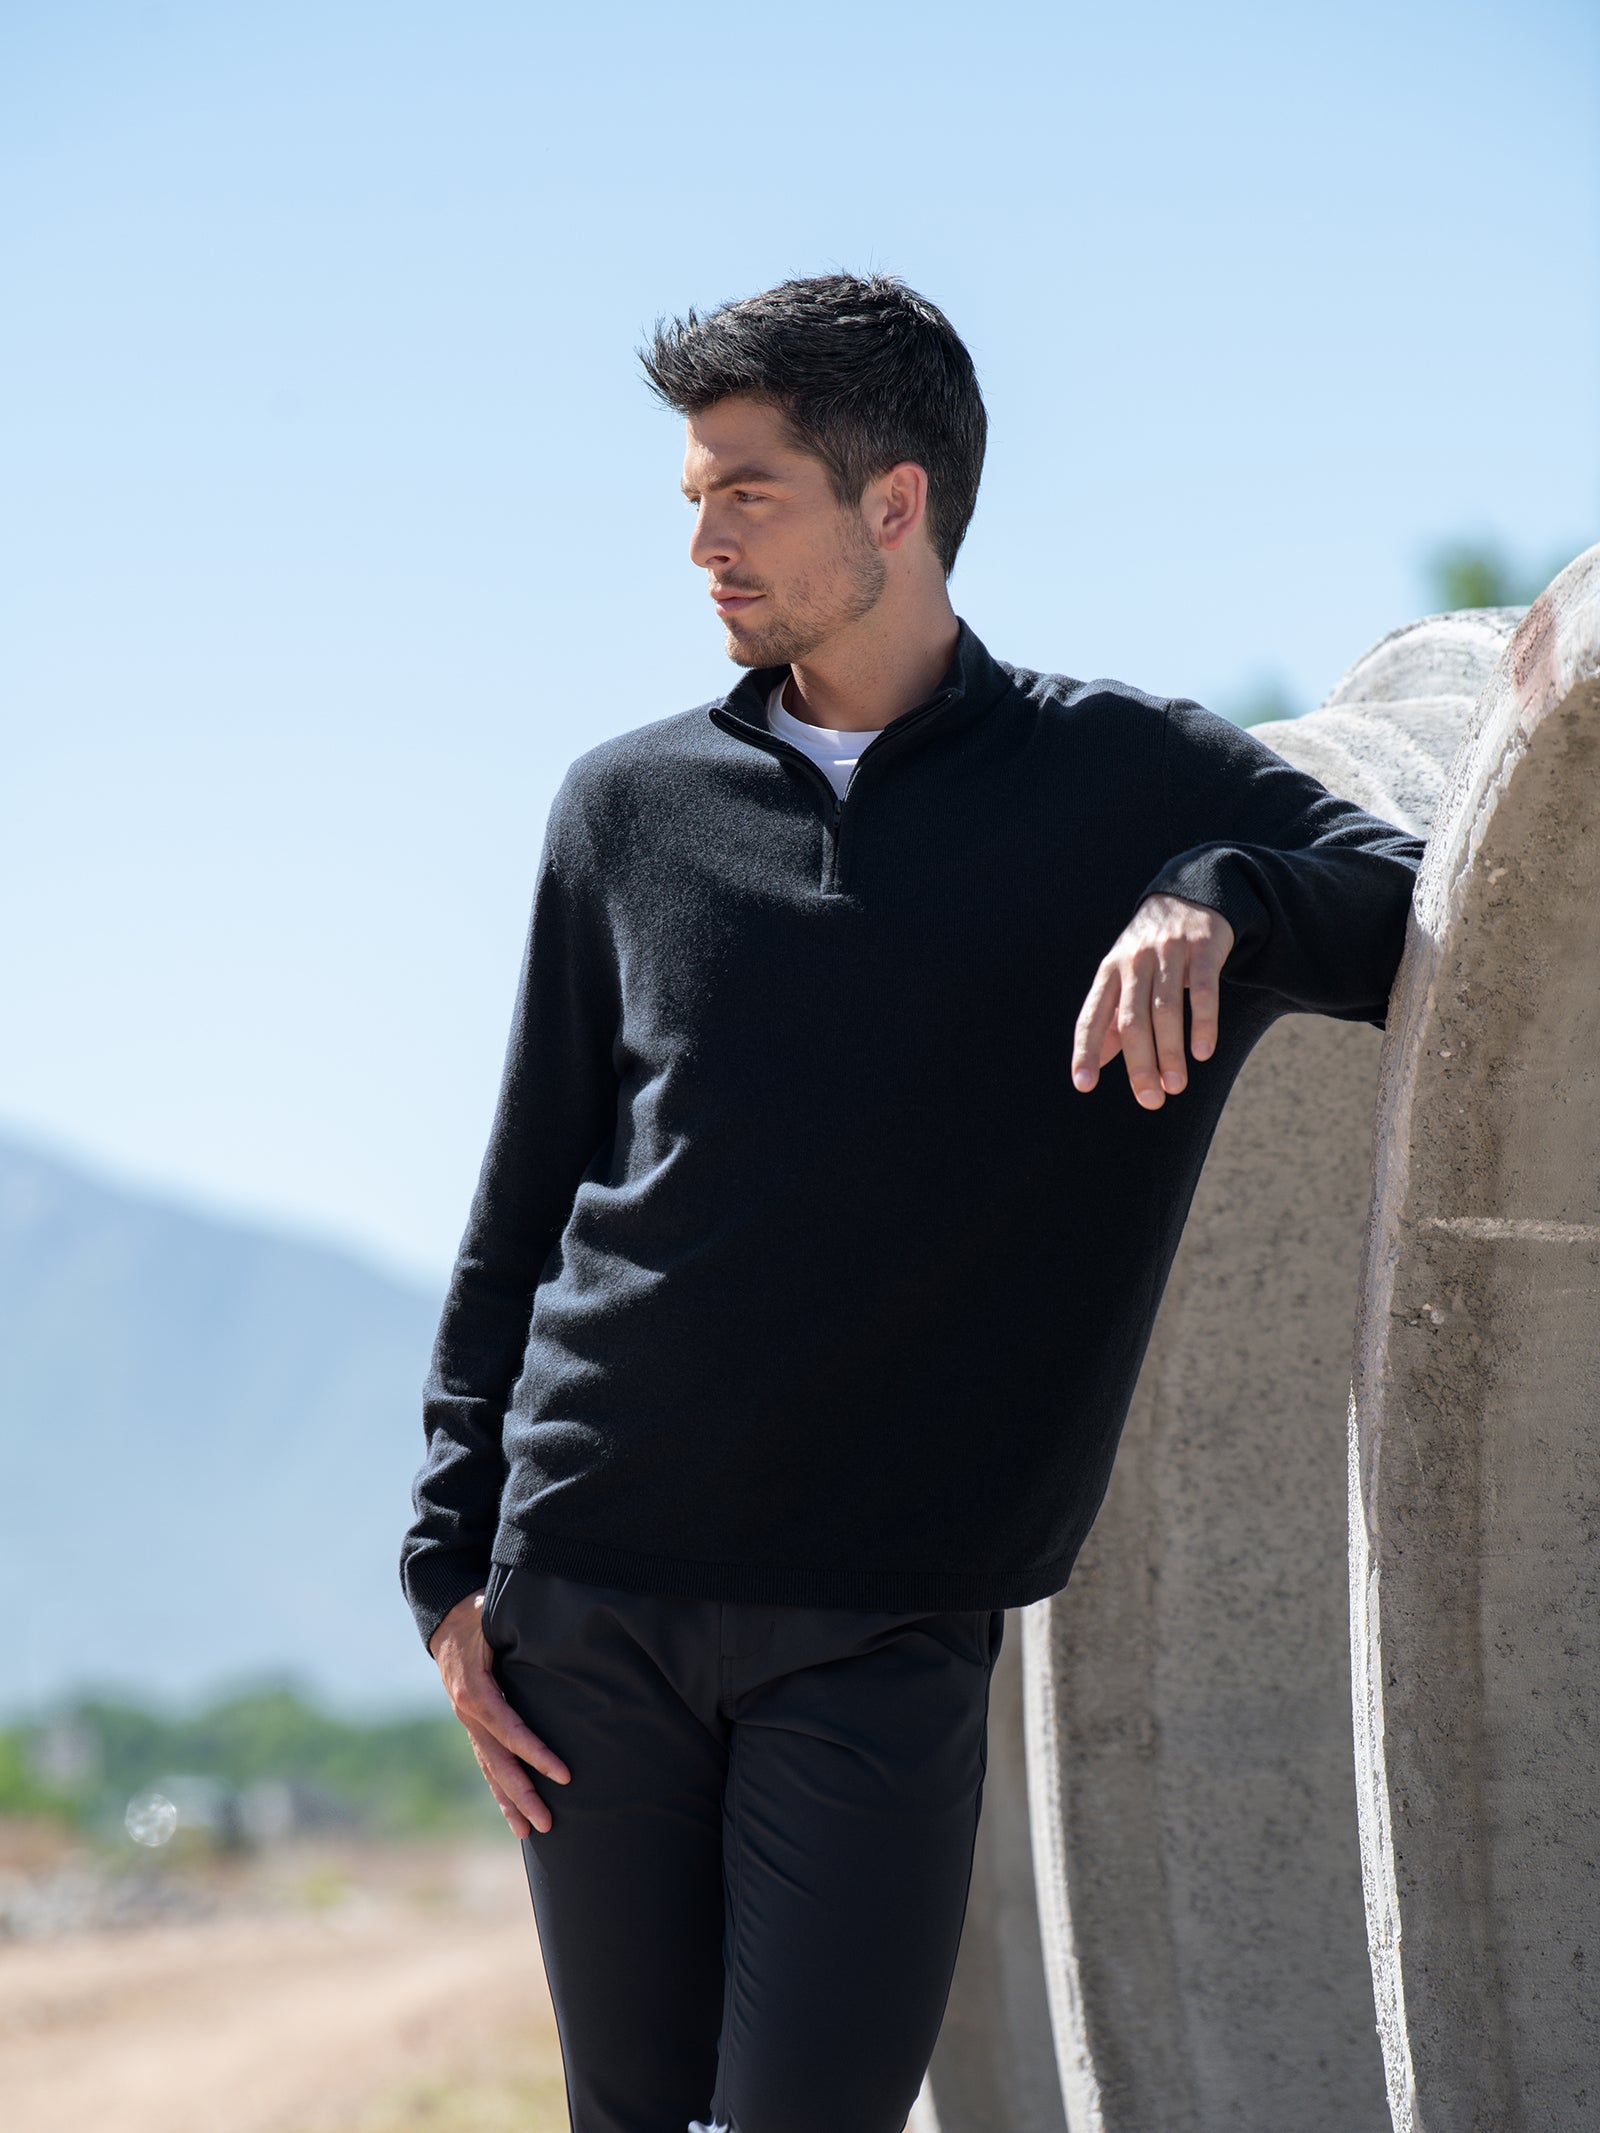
[{"xmin": 1072, "ymin": 894, "xmax": 1235, "ymax": 1109}]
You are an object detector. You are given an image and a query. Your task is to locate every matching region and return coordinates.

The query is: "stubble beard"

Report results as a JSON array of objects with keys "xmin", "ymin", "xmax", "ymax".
[{"xmin": 723, "ymin": 525, "xmax": 888, "ymax": 669}]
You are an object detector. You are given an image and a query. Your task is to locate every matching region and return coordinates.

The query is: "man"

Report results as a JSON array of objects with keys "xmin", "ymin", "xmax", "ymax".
[{"xmin": 401, "ymin": 274, "xmax": 1423, "ymax": 2133}]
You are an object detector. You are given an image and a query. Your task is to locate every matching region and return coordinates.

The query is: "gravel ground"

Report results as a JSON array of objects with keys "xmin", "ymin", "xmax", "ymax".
[{"xmin": 0, "ymin": 1836, "xmax": 567, "ymax": 2133}]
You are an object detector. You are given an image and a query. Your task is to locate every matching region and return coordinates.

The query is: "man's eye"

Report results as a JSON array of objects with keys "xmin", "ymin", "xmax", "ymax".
[{"xmin": 734, "ymin": 491, "xmax": 766, "ymax": 504}]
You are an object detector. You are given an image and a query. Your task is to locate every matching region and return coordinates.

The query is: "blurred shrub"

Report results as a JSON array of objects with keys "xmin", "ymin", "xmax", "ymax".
[
  {"xmin": 1223, "ymin": 678, "xmax": 1304, "ymax": 728},
  {"xmin": 2, "ymin": 1682, "xmax": 497, "ymax": 1844},
  {"xmin": 0, "ymin": 1727, "xmax": 71, "ymax": 1821},
  {"xmin": 1425, "ymin": 541, "xmax": 1588, "ymax": 614}
]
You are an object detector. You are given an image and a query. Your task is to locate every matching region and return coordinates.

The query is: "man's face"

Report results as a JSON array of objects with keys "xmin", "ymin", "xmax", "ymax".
[{"xmin": 680, "ymin": 395, "xmax": 886, "ymax": 667}]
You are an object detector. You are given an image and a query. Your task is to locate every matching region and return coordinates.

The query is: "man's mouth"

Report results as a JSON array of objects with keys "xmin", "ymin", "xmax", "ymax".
[{"xmin": 710, "ymin": 586, "xmax": 764, "ymax": 617}]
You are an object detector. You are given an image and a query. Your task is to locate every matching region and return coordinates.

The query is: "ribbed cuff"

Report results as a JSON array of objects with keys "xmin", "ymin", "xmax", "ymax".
[
  {"xmin": 1139, "ymin": 846, "xmax": 1269, "ymax": 961},
  {"xmin": 401, "ymin": 1547, "xmax": 493, "ymax": 1656}
]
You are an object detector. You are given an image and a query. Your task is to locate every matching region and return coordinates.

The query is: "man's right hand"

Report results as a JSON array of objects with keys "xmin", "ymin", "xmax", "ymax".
[{"xmin": 429, "ymin": 1588, "xmax": 571, "ymax": 1837}]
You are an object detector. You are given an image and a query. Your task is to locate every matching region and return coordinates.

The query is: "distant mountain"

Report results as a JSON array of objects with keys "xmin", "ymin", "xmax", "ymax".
[{"xmin": 0, "ymin": 1134, "xmax": 450, "ymax": 1716}]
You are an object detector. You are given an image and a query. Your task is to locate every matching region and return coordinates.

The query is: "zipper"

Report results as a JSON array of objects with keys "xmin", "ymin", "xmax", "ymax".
[
  {"xmin": 708, "ymin": 688, "xmax": 955, "ymax": 896},
  {"xmin": 832, "ymin": 691, "xmax": 953, "ymax": 889},
  {"xmin": 707, "ymin": 712, "xmax": 844, "ymax": 887}
]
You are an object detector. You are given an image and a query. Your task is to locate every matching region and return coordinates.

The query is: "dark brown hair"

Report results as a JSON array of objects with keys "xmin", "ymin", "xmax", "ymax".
[{"xmin": 640, "ymin": 273, "xmax": 987, "ymax": 576}]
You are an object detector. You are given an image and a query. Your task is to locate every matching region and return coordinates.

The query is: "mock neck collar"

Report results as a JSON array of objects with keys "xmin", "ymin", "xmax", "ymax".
[{"xmin": 713, "ymin": 617, "xmax": 1000, "ymax": 739}]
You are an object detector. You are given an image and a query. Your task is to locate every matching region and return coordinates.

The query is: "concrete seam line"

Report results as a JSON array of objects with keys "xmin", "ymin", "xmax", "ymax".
[
  {"xmin": 1418, "ymin": 1216, "xmax": 1600, "ymax": 1244},
  {"xmin": 1347, "ymin": 1388, "xmax": 1421, "ymax": 2133},
  {"xmin": 1021, "ymin": 1599, "xmax": 1105, "ymax": 2133}
]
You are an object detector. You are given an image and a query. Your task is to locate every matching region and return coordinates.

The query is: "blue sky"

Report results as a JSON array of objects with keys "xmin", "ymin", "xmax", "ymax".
[{"xmin": 3, "ymin": 0, "xmax": 1596, "ymax": 1282}]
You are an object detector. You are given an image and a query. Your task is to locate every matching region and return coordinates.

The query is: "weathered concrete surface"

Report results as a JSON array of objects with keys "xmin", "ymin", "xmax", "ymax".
[
  {"xmin": 1022, "ymin": 612, "xmax": 1516, "ymax": 2133},
  {"xmin": 1350, "ymin": 547, "xmax": 1600, "ymax": 2132},
  {"xmin": 915, "ymin": 1621, "xmax": 1069, "ymax": 2133},
  {"xmin": 1023, "ymin": 1015, "xmax": 1391, "ymax": 2132},
  {"xmin": 1257, "ymin": 608, "xmax": 1525, "ymax": 831}
]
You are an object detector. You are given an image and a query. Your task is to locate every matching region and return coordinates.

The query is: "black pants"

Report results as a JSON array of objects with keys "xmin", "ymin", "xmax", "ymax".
[{"xmin": 482, "ymin": 1563, "xmax": 1004, "ymax": 2133}]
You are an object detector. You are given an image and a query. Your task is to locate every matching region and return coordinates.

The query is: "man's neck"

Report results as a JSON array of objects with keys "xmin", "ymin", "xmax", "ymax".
[{"xmin": 781, "ymin": 596, "xmax": 961, "ymax": 733}]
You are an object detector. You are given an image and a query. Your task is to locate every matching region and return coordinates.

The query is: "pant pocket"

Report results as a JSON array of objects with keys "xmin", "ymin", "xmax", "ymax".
[{"xmin": 480, "ymin": 1560, "xmax": 509, "ymax": 1649}]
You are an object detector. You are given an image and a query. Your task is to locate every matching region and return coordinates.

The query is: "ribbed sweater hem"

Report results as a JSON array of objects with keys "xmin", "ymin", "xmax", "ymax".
[{"xmin": 491, "ymin": 1518, "xmax": 1077, "ymax": 1613}]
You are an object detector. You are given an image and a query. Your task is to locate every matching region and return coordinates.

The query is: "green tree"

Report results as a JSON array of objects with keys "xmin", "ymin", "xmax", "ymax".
[
  {"xmin": 5, "ymin": 1683, "xmax": 498, "ymax": 1843},
  {"xmin": 1224, "ymin": 678, "xmax": 1303, "ymax": 728},
  {"xmin": 1425, "ymin": 541, "xmax": 1586, "ymax": 614},
  {"xmin": 0, "ymin": 1727, "xmax": 73, "ymax": 1821}
]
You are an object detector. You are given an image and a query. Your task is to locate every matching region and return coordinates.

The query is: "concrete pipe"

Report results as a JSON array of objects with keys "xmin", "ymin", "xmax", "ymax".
[
  {"xmin": 914, "ymin": 1621, "xmax": 1070, "ymax": 2133},
  {"xmin": 1018, "ymin": 609, "xmax": 1517, "ymax": 2133},
  {"xmin": 1350, "ymin": 546, "xmax": 1600, "ymax": 2132}
]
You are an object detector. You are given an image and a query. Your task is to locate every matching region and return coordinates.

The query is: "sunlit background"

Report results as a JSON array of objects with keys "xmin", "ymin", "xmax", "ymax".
[{"xmin": 2, "ymin": 2, "xmax": 1595, "ymax": 2125}]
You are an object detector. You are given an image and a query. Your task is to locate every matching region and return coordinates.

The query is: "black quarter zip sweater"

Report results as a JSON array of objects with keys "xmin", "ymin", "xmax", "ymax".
[{"xmin": 400, "ymin": 621, "xmax": 1424, "ymax": 1650}]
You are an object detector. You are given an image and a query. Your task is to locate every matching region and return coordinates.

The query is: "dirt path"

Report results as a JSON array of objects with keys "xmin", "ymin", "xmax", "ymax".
[{"xmin": 0, "ymin": 1845, "xmax": 566, "ymax": 2133}]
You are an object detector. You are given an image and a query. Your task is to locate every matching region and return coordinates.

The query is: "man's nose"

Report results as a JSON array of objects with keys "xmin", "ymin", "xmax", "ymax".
[{"xmin": 688, "ymin": 503, "xmax": 735, "ymax": 573}]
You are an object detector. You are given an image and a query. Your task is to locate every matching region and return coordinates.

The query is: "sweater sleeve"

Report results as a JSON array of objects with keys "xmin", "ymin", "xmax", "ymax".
[
  {"xmin": 1140, "ymin": 697, "xmax": 1426, "ymax": 1024},
  {"xmin": 399, "ymin": 769, "xmax": 621, "ymax": 1652}
]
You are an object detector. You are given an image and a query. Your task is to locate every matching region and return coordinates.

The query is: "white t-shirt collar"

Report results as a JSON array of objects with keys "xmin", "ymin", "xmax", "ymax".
[{"xmin": 765, "ymin": 680, "xmax": 884, "ymax": 803}]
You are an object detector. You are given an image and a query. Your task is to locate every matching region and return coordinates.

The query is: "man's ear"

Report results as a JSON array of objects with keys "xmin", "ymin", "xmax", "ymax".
[{"xmin": 872, "ymin": 461, "xmax": 931, "ymax": 554}]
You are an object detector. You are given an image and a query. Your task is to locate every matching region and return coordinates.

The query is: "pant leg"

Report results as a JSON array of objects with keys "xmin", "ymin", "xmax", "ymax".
[
  {"xmin": 711, "ymin": 1604, "xmax": 1005, "ymax": 2133},
  {"xmin": 485, "ymin": 1565, "xmax": 730, "ymax": 2133}
]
